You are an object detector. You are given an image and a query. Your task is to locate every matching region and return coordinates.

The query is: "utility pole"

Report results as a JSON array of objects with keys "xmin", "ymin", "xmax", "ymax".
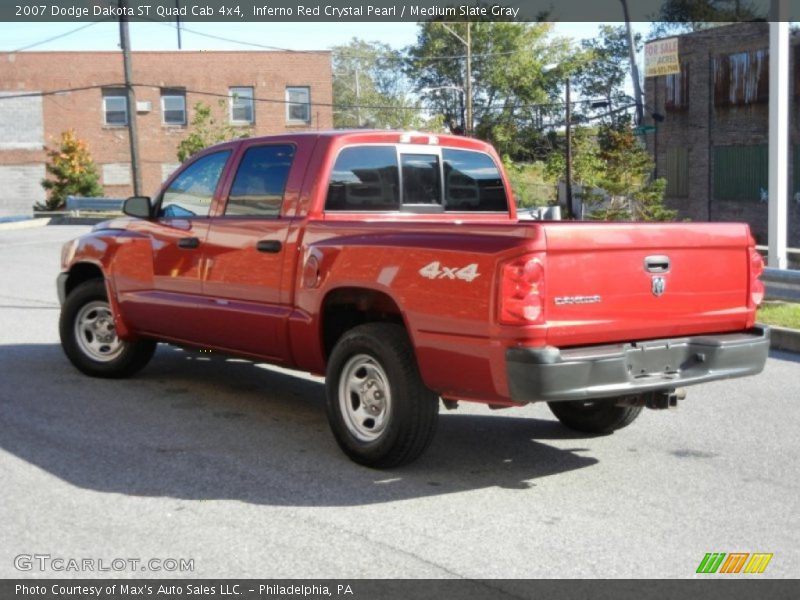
[
  {"xmin": 440, "ymin": 22, "xmax": 473, "ymax": 136},
  {"xmin": 119, "ymin": 0, "xmax": 142, "ymax": 196},
  {"xmin": 465, "ymin": 23, "xmax": 472, "ymax": 135},
  {"xmin": 354, "ymin": 62, "xmax": 362, "ymax": 127},
  {"xmin": 620, "ymin": 0, "xmax": 644, "ymax": 125},
  {"xmin": 768, "ymin": 0, "xmax": 789, "ymax": 269},
  {"xmin": 565, "ymin": 78, "xmax": 574, "ymax": 219},
  {"xmin": 175, "ymin": 0, "xmax": 182, "ymax": 49}
]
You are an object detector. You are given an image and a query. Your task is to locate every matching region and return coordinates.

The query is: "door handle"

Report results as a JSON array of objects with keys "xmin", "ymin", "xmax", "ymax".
[
  {"xmin": 177, "ymin": 237, "xmax": 200, "ymax": 249},
  {"xmin": 256, "ymin": 240, "xmax": 282, "ymax": 253},
  {"xmin": 644, "ymin": 255, "xmax": 670, "ymax": 273}
]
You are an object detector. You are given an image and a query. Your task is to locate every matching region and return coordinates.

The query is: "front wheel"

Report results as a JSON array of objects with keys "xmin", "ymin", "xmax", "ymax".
[
  {"xmin": 59, "ymin": 279, "xmax": 156, "ymax": 378},
  {"xmin": 325, "ymin": 323, "xmax": 438, "ymax": 468},
  {"xmin": 547, "ymin": 398, "xmax": 642, "ymax": 434}
]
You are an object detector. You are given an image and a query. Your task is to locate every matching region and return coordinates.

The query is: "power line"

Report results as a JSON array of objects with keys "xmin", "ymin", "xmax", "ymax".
[
  {"xmin": 8, "ymin": 20, "xmax": 111, "ymax": 53},
  {"xmin": 0, "ymin": 82, "xmax": 625, "ymax": 116}
]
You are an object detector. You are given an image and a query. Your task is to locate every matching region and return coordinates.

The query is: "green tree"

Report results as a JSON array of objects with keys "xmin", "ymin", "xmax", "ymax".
[
  {"xmin": 39, "ymin": 129, "xmax": 103, "ymax": 211},
  {"xmin": 406, "ymin": 21, "xmax": 581, "ymax": 159},
  {"xmin": 649, "ymin": 0, "xmax": 761, "ymax": 38},
  {"xmin": 574, "ymin": 25, "xmax": 641, "ymax": 123},
  {"xmin": 545, "ymin": 122, "xmax": 676, "ymax": 221},
  {"xmin": 177, "ymin": 100, "xmax": 248, "ymax": 162},
  {"xmin": 333, "ymin": 38, "xmax": 428, "ymax": 129}
]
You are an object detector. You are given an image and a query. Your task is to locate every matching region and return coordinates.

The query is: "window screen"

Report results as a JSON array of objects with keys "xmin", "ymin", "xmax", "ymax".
[
  {"xmin": 286, "ymin": 87, "xmax": 310, "ymax": 123},
  {"xmin": 226, "ymin": 145, "xmax": 295, "ymax": 217},
  {"xmin": 161, "ymin": 89, "xmax": 186, "ymax": 125},
  {"xmin": 230, "ymin": 87, "xmax": 254, "ymax": 124},
  {"xmin": 326, "ymin": 146, "xmax": 399, "ymax": 211},
  {"xmin": 102, "ymin": 89, "xmax": 127, "ymax": 126},
  {"xmin": 442, "ymin": 149, "xmax": 508, "ymax": 211},
  {"xmin": 160, "ymin": 151, "xmax": 230, "ymax": 218}
]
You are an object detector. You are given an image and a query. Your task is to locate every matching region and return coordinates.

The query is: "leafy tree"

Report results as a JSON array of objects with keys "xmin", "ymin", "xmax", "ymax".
[
  {"xmin": 545, "ymin": 121, "xmax": 676, "ymax": 221},
  {"xmin": 574, "ymin": 25, "xmax": 641, "ymax": 124},
  {"xmin": 39, "ymin": 129, "xmax": 103, "ymax": 210},
  {"xmin": 649, "ymin": 0, "xmax": 761, "ymax": 38},
  {"xmin": 332, "ymin": 38, "xmax": 428, "ymax": 129},
  {"xmin": 406, "ymin": 21, "xmax": 582, "ymax": 159},
  {"xmin": 177, "ymin": 100, "xmax": 248, "ymax": 162}
]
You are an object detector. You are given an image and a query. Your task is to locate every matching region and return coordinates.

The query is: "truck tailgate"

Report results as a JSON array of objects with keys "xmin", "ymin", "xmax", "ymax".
[{"xmin": 540, "ymin": 222, "xmax": 753, "ymax": 347}]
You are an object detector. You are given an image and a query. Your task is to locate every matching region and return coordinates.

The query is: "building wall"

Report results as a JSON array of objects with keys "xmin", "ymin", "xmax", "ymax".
[
  {"xmin": 0, "ymin": 50, "xmax": 333, "ymax": 215},
  {"xmin": 645, "ymin": 22, "xmax": 800, "ymax": 247}
]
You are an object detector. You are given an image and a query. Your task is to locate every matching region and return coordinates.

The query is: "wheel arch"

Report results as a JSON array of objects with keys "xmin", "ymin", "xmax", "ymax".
[{"xmin": 319, "ymin": 286, "xmax": 410, "ymax": 362}]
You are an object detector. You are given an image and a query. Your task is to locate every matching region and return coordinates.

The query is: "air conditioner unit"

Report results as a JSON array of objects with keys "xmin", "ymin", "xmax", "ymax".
[{"xmin": 136, "ymin": 101, "xmax": 152, "ymax": 113}]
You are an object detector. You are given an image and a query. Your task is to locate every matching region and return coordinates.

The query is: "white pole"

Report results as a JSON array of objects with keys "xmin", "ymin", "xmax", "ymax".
[{"xmin": 768, "ymin": 0, "xmax": 789, "ymax": 269}]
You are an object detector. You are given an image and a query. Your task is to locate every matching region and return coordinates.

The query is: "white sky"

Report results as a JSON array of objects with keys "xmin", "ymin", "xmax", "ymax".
[{"xmin": 0, "ymin": 21, "xmax": 648, "ymax": 54}]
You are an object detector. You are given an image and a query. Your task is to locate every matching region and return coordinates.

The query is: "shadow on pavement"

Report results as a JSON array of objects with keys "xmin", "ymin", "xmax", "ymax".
[{"xmin": 0, "ymin": 343, "xmax": 598, "ymax": 506}]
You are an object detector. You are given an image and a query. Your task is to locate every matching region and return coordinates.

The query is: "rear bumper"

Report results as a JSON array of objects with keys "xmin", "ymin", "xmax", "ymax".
[{"xmin": 506, "ymin": 326, "xmax": 770, "ymax": 403}]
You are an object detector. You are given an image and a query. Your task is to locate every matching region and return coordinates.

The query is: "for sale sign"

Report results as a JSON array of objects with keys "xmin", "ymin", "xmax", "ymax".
[{"xmin": 644, "ymin": 38, "xmax": 681, "ymax": 77}]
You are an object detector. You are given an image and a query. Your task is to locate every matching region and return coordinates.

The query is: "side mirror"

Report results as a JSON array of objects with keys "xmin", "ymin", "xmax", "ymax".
[{"xmin": 123, "ymin": 196, "xmax": 152, "ymax": 219}]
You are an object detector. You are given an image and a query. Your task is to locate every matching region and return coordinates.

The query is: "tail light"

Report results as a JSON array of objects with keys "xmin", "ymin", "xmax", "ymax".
[
  {"xmin": 499, "ymin": 254, "xmax": 545, "ymax": 325},
  {"xmin": 749, "ymin": 248, "xmax": 765, "ymax": 306}
]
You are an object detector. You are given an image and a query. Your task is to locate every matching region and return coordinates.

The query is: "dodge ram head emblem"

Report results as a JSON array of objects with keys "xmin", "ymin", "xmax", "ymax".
[{"xmin": 652, "ymin": 276, "xmax": 666, "ymax": 297}]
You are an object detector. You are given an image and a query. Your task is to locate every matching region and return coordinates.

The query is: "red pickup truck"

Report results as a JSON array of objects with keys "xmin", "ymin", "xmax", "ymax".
[{"xmin": 57, "ymin": 131, "xmax": 770, "ymax": 467}]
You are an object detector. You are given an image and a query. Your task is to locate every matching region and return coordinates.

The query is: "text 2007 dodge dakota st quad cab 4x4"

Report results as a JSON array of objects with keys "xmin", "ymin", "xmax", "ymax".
[{"xmin": 56, "ymin": 131, "xmax": 770, "ymax": 467}]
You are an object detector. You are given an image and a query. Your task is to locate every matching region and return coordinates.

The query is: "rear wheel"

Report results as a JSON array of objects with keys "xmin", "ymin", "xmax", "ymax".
[
  {"xmin": 325, "ymin": 323, "xmax": 438, "ymax": 468},
  {"xmin": 547, "ymin": 399, "xmax": 642, "ymax": 434},
  {"xmin": 59, "ymin": 279, "xmax": 156, "ymax": 378}
]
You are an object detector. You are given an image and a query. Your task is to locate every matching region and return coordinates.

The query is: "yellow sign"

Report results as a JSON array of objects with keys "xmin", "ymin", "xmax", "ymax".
[{"xmin": 645, "ymin": 38, "xmax": 681, "ymax": 77}]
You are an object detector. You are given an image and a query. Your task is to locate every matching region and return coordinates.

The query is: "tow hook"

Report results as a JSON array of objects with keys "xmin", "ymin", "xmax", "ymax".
[{"xmin": 617, "ymin": 388, "xmax": 686, "ymax": 410}]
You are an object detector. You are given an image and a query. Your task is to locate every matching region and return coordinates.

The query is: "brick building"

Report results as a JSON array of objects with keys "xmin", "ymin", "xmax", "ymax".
[
  {"xmin": 645, "ymin": 22, "xmax": 800, "ymax": 246},
  {"xmin": 0, "ymin": 50, "xmax": 332, "ymax": 216}
]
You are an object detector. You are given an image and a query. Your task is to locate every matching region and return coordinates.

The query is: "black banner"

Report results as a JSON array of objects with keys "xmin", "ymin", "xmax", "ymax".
[
  {"xmin": 3, "ymin": 579, "xmax": 800, "ymax": 600},
  {"xmin": 2, "ymin": 0, "xmax": 798, "ymax": 23}
]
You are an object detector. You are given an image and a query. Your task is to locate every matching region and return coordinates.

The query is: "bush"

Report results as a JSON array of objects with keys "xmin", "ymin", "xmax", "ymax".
[{"xmin": 39, "ymin": 129, "xmax": 103, "ymax": 211}]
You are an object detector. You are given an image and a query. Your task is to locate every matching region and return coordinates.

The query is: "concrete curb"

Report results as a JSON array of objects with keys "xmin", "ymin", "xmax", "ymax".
[
  {"xmin": 0, "ymin": 218, "xmax": 51, "ymax": 231},
  {"xmin": 769, "ymin": 326, "xmax": 800, "ymax": 354}
]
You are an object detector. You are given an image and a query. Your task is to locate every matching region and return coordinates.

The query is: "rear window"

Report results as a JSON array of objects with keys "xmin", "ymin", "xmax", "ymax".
[
  {"xmin": 325, "ymin": 145, "xmax": 508, "ymax": 213},
  {"xmin": 326, "ymin": 146, "xmax": 399, "ymax": 211},
  {"xmin": 443, "ymin": 148, "xmax": 508, "ymax": 212}
]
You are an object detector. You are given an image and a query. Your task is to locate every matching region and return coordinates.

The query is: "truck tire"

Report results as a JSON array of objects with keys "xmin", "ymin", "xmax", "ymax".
[
  {"xmin": 325, "ymin": 323, "xmax": 439, "ymax": 468},
  {"xmin": 59, "ymin": 279, "xmax": 156, "ymax": 378},
  {"xmin": 547, "ymin": 399, "xmax": 642, "ymax": 434}
]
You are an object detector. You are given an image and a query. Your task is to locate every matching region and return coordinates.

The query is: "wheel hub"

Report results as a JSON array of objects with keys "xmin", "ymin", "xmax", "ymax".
[
  {"xmin": 73, "ymin": 300, "xmax": 125, "ymax": 362},
  {"xmin": 339, "ymin": 355, "xmax": 392, "ymax": 442}
]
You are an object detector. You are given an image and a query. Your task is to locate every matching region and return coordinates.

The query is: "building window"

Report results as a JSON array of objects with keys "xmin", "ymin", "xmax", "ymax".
[
  {"xmin": 713, "ymin": 49, "xmax": 769, "ymax": 107},
  {"xmin": 229, "ymin": 87, "xmax": 254, "ymax": 124},
  {"xmin": 664, "ymin": 63, "xmax": 689, "ymax": 112},
  {"xmin": 161, "ymin": 89, "xmax": 186, "ymax": 125},
  {"xmin": 713, "ymin": 145, "xmax": 768, "ymax": 201},
  {"xmin": 102, "ymin": 89, "xmax": 128, "ymax": 126},
  {"xmin": 285, "ymin": 86, "xmax": 310, "ymax": 124},
  {"xmin": 664, "ymin": 147, "xmax": 689, "ymax": 198}
]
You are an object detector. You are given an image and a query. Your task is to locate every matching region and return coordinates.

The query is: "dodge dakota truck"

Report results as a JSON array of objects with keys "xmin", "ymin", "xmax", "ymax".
[{"xmin": 57, "ymin": 131, "xmax": 770, "ymax": 467}]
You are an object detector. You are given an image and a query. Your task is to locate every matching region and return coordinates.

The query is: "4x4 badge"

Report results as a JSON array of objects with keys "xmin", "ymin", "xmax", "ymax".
[{"xmin": 652, "ymin": 276, "xmax": 666, "ymax": 297}]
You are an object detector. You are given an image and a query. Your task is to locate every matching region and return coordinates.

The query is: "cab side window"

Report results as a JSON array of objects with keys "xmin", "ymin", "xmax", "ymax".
[
  {"xmin": 160, "ymin": 151, "xmax": 231, "ymax": 218},
  {"xmin": 225, "ymin": 144, "xmax": 295, "ymax": 217},
  {"xmin": 442, "ymin": 149, "xmax": 508, "ymax": 212},
  {"xmin": 325, "ymin": 146, "xmax": 399, "ymax": 211}
]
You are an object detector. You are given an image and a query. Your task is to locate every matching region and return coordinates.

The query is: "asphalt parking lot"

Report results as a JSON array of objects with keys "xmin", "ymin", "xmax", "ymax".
[{"xmin": 1, "ymin": 224, "xmax": 798, "ymax": 579}]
